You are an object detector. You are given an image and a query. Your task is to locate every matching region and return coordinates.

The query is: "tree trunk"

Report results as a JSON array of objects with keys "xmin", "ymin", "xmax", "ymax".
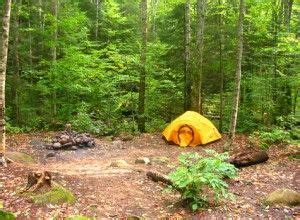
[
  {"xmin": 184, "ymin": 0, "xmax": 191, "ymax": 111},
  {"xmin": 150, "ymin": 0, "xmax": 159, "ymax": 39},
  {"xmin": 146, "ymin": 170, "xmax": 172, "ymax": 185},
  {"xmin": 218, "ymin": 0, "xmax": 224, "ymax": 132},
  {"xmin": 38, "ymin": 0, "xmax": 43, "ymax": 29},
  {"xmin": 0, "ymin": 0, "xmax": 12, "ymax": 166},
  {"xmin": 95, "ymin": 0, "xmax": 100, "ymax": 41},
  {"xmin": 51, "ymin": 0, "xmax": 58, "ymax": 117},
  {"xmin": 192, "ymin": 0, "xmax": 206, "ymax": 114},
  {"xmin": 12, "ymin": 0, "xmax": 21, "ymax": 125},
  {"xmin": 28, "ymin": 0, "xmax": 33, "ymax": 71},
  {"xmin": 138, "ymin": 0, "xmax": 147, "ymax": 132},
  {"xmin": 229, "ymin": 0, "xmax": 245, "ymax": 140}
]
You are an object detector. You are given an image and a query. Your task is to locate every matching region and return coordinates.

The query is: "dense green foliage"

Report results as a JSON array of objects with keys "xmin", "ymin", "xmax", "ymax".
[
  {"xmin": 1, "ymin": 0, "xmax": 299, "ymax": 135},
  {"xmin": 169, "ymin": 150, "xmax": 237, "ymax": 211},
  {"xmin": 0, "ymin": 210, "xmax": 16, "ymax": 220},
  {"xmin": 250, "ymin": 115, "xmax": 299, "ymax": 148}
]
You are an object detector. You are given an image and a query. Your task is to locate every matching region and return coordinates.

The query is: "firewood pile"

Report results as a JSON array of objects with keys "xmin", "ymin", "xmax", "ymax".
[{"xmin": 46, "ymin": 130, "xmax": 96, "ymax": 150}]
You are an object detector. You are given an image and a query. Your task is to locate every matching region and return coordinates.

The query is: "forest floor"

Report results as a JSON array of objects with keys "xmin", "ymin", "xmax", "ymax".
[{"xmin": 1, "ymin": 132, "xmax": 299, "ymax": 219}]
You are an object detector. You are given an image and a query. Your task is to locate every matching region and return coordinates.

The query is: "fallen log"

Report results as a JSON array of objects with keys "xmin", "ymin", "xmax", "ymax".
[
  {"xmin": 146, "ymin": 170, "xmax": 173, "ymax": 185},
  {"xmin": 229, "ymin": 149, "xmax": 269, "ymax": 168}
]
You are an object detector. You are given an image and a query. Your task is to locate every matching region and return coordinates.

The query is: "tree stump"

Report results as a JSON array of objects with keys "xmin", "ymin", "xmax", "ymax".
[
  {"xmin": 0, "ymin": 153, "xmax": 7, "ymax": 167},
  {"xmin": 22, "ymin": 171, "xmax": 52, "ymax": 193},
  {"xmin": 229, "ymin": 149, "xmax": 269, "ymax": 168}
]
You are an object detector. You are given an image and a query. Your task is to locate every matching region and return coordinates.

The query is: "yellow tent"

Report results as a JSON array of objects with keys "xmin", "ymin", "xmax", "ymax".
[{"xmin": 162, "ymin": 111, "xmax": 221, "ymax": 147}]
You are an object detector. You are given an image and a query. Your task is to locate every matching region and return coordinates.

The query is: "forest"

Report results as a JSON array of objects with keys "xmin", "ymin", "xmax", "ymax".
[{"xmin": 0, "ymin": 0, "xmax": 299, "ymax": 219}]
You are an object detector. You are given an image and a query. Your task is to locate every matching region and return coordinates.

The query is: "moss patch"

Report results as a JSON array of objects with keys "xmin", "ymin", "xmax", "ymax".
[
  {"xmin": 6, "ymin": 151, "xmax": 35, "ymax": 164},
  {"xmin": 31, "ymin": 183, "xmax": 76, "ymax": 205},
  {"xmin": 265, "ymin": 188, "xmax": 300, "ymax": 206},
  {"xmin": 0, "ymin": 210, "xmax": 16, "ymax": 220}
]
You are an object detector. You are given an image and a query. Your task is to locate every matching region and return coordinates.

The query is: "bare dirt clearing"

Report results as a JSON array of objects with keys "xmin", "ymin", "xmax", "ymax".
[{"xmin": 1, "ymin": 133, "xmax": 299, "ymax": 219}]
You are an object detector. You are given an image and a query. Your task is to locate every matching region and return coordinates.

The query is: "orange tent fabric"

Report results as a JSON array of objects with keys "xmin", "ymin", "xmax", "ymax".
[{"xmin": 162, "ymin": 111, "xmax": 221, "ymax": 147}]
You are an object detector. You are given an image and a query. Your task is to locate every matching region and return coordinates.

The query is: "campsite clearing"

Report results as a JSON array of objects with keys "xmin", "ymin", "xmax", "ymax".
[{"xmin": 1, "ymin": 133, "xmax": 299, "ymax": 219}]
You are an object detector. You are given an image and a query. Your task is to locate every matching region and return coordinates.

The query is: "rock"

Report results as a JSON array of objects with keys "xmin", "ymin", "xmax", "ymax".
[
  {"xmin": 75, "ymin": 138, "xmax": 81, "ymax": 143},
  {"xmin": 70, "ymin": 146, "xmax": 78, "ymax": 151},
  {"xmin": 112, "ymin": 140, "xmax": 123, "ymax": 146},
  {"xmin": 151, "ymin": 156, "xmax": 170, "ymax": 164},
  {"xmin": 119, "ymin": 133, "xmax": 134, "ymax": 141},
  {"xmin": 135, "ymin": 157, "xmax": 151, "ymax": 165},
  {"xmin": 52, "ymin": 142, "xmax": 62, "ymax": 149},
  {"xmin": 265, "ymin": 188, "xmax": 300, "ymax": 206},
  {"xmin": 110, "ymin": 160, "xmax": 129, "ymax": 168},
  {"xmin": 44, "ymin": 144, "xmax": 53, "ymax": 149},
  {"xmin": 87, "ymin": 141, "xmax": 94, "ymax": 148},
  {"xmin": 29, "ymin": 140, "xmax": 44, "ymax": 147},
  {"xmin": 46, "ymin": 151, "xmax": 56, "ymax": 158},
  {"xmin": 6, "ymin": 151, "xmax": 35, "ymax": 164}
]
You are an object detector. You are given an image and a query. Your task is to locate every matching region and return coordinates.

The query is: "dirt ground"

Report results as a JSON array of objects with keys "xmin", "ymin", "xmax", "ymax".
[{"xmin": 1, "ymin": 132, "xmax": 299, "ymax": 219}]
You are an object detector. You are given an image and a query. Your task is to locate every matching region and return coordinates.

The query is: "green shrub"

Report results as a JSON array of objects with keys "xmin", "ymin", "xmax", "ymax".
[
  {"xmin": 168, "ymin": 150, "xmax": 237, "ymax": 211},
  {"xmin": 6, "ymin": 123, "xmax": 24, "ymax": 134},
  {"xmin": 251, "ymin": 127, "xmax": 291, "ymax": 149},
  {"xmin": 0, "ymin": 210, "xmax": 16, "ymax": 220},
  {"xmin": 276, "ymin": 115, "xmax": 298, "ymax": 130}
]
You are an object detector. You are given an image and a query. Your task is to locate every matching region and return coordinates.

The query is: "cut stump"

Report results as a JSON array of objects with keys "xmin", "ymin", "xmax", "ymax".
[{"xmin": 22, "ymin": 171, "xmax": 52, "ymax": 193}]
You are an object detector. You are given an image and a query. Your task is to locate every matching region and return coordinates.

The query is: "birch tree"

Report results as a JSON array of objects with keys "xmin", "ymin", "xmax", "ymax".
[
  {"xmin": 229, "ymin": 0, "xmax": 245, "ymax": 140},
  {"xmin": 0, "ymin": 0, "xmax": 12, "ymax": 166}
]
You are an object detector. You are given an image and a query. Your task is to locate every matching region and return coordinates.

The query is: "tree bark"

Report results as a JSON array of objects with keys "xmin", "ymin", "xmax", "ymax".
[
  {"xmin": 51, "ymin": 0, "xmax": 58, "ymax": 117},
  {"xmin": 150, "ymin": 0, "xmax": 159, "ymax": 39},
  {"xmin": 146, "ymin": 170, "xmax": 172, "ymax": 185},
  {"xmin": 218, "ymin": 0, "xmax": 224, "ymax": 132},
  {"xmin": 192, "ymin": 0, "xmax": 206, "ymax": 114},
  {"xmin": 138, "ymin": 0, "xmax": 147, "ymax": 132},
  {"xmin": 0, "ymin": 0, "xmax": 12, "ymax": 166},
  {"xmin": 95, "ymin": 0, "xmax": 100, "ymax": 41},
  {"xmin": 28, "ymin": 0, "xmax": 33, "ymax": 71},
  {"xmin": 229, "ymin": 0, "xmax": 245, "ymax": 140},
  {"xmin": 184, "ymin": 0, "xmax": 191, "ymax": 111},
  {"xmin": 229, "ymin": 150, "xmax": 269, "ymax": 168},
  {"xmin": 12, "ymin": 0, "xmax": 21, "ymax": 125}
]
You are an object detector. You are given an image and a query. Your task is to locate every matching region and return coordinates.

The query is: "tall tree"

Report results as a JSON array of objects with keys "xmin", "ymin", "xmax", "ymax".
[
  {"xmin": 193, "ymin": 0, "xmax": 206, "ymax": 114},
  {"xmin": 218, "ymin": 0, "xmax": 224, "ymax": 132},
  {"xmin": 95, "ymin": 0, "xmax": 100, "ymax": 40},
  {"xmin": 184, "ymin": 0, "xmax": 191, "ymax": 110},
  {"xmin": 138, "ymin": 0, "xmax": 147, "ymax": 132},
  {"xmin": 51, "ymin": 0, "xmax": 58, "ymax": 117},
  {"xmin": 12, "ymin": 0, "xmax": 21, "ymax": 125},
  {"xmin": 0, "ymin": 0, "xmax": 12, "ymax": 166},
  {"xmin": 229, "ymin": 0, "xmax": 245, "ymax": 140}
]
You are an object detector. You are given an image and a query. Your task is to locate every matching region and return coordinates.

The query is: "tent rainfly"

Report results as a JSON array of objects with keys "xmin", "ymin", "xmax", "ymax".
[{"xmin": 162, "ymin": 111, "xmax": 221, "ymax": 147}]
